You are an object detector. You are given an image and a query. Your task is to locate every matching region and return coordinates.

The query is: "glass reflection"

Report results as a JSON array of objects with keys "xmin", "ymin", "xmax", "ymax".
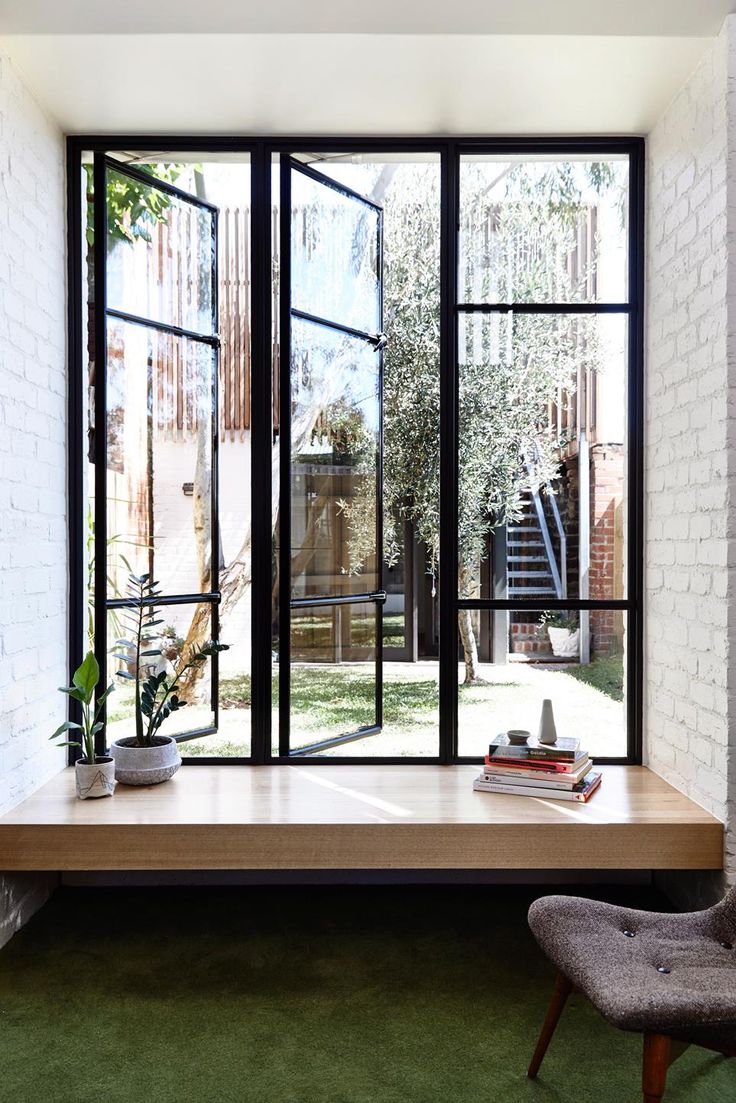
[
  {"xmin": 289, "ymin": 601, "xmax": 378, "ymax": 751},
  {"xmin": 291, "ymin": 167, "xmax": 380, "ymax": 334},
  {"xmin": 459, "ymin": 157, "xmax": 629, "ymax": 304},
  {"xmin": 106, "ymin": 320, "xmax": 214, "ymax": 598},
  {"xmin": 290, "ymin": 317, "xmax": 380, "ymax": 599},
  {"xmin": 106, "ymin": 166, "xmax": 215, "ymax": 333}
]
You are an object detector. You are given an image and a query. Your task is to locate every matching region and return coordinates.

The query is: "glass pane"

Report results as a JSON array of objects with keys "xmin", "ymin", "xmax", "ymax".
[
  {"xmin": 202, "ymin": 160, "xmax": 253, "ymax": 758},
  {"xmin": 383, "ymin": 519, "xmax": 407, "ymax": 651},
  {"xmin": 459, "ymin": 156, "xmax": 629, "ymax": 304},
  {"xmin": 290, "ymin": 164, "xmax": 380, "ymax": 334},
  {"xmin": 289, "ymin": 601, "xmax": 377, "ymax": 752},
  {"xmin": 457, "ymin": 608, "xmax": 627, "ymax": 759},
  {"xmin": 106, "ymin": 320, "xmax": 214, "ymax": 598},
  {"xmin": 457, "ymin": 313, "xmax": 627, "ymax": 603},
  {"xmin": 290, "ymin": 317, "xmax": 380, "ymax": 599},
  {"xmin": 272, "ymin": 158, "xmax": 282, "ymax": 755},
  {"xmin": 273, "ymin": 153, "xmax": 441, "ymax": 759},
  {"xmin": 105, "ymin": 605, "xmax": 214, "ymax": 748},
  {"xmin": 106, "ymin": 165, "xmax": 215, "ymax": 333},
  {"xmin": 326, "ymin": 659, "xmax": 440, "ymax": 759},
  {"xmin": 95, "ymin": 155, "xmax": 253, "ymax": 760}
]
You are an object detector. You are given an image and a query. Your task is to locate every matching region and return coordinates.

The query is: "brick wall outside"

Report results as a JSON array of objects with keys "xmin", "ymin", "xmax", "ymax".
[
  {"xmin": 0, "ymin": 52, "xmax": 66, "ymax": 944},
  {"xmin": 509, "ymin": 444, "xmax": 624, "ymax": 659},
  {"xmin": 589, "ymin": 443, "xmax": 625, "ymax": 655}
]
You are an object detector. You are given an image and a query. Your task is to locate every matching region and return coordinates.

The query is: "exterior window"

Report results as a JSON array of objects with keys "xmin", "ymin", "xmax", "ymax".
[
  {"xmin": 455, "ymin": 155, "xmax": 633, "ymax": 759},
  {"xmin": 71, "ymin": 139, "xmax": 642, "ymax": 764},
  {"xmin": 86, "ymin": 153, "xmax": 251, "ymax": 759}
]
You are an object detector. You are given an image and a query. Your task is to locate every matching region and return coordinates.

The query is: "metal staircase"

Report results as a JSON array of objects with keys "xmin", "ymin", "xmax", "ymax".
[
  {"xmin": 507, "ymin": 506, "xmax": 557, "ymax": 599},
  {"xmin": 506, "ymin": 463, "xmax": 567, "ymax": 601}
]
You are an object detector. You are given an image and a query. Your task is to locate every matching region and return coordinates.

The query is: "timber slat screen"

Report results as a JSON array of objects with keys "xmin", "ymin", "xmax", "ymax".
[{"xmin": 146, "ymin": 205, "xmax": 253, "ymax": 439}]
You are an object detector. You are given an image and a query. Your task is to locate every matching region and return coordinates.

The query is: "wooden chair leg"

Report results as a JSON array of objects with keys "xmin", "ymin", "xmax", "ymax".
[
  {"xmin": 527, "ymin": 972, "xmax": 573, "ymax": 1079},
  {"xmin": 642, "ymin": 1033, "xmax": 671, "ymax": 1103}
]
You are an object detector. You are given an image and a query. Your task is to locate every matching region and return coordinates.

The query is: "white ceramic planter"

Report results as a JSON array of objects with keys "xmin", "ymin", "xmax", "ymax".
[
  {"xmin": 111, "ymin": 735, "xmax": 182, "ymax": 786},
  {"xmin": 547, "ymin": 626, "xmax": 580, "ymax": 659},
  {"xmin": 75, "ymin": 757, "xmax": 116, "ymax": 799}
]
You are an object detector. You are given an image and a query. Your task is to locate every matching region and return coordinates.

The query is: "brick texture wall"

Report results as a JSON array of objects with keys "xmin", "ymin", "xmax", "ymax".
[
  {"xmin": 0, "ymin": 52, "xmax": 66, "ymax": 945},
  {"xmin": 589, "ymin": 443, "xmax": 625, "ymax": 654},
  {"xmin": 646, "ymin": 21, "xmax": 736, "ymax": 888}
]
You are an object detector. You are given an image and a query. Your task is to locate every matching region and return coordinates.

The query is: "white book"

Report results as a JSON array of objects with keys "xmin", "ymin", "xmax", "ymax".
[
  {"xmin": 473, "ymin": 771, "xmax": 603, "ymax": 803},
  {"xmin": 479, "ymin": 762, "xmax": 592, "ymax": 790}
]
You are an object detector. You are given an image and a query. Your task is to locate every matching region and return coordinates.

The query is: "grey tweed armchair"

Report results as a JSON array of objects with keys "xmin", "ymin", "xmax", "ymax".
[{"xmin": 527, "ymin": 889, "xmax": 736, "ymax": 1102}]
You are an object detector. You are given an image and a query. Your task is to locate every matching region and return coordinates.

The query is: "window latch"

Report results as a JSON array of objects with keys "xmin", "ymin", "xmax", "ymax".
[{"xmin": 373, "ymin": 332, "xmax": 388, "ymax": 351}]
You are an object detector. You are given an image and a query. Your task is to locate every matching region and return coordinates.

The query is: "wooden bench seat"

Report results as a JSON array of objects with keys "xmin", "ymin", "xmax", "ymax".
[{"xmin": 0, "ymin": 765, "xmax": 723, "ymax": 872}]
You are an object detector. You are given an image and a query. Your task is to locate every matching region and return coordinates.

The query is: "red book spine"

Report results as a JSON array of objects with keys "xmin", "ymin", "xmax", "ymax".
[
  {"xmin": 577, "ymin": 773, "xmax": 602, "ymax": 802},
  {"xmin": 484, "ymin": 755, "xmax": 576, "ymax": 774}
]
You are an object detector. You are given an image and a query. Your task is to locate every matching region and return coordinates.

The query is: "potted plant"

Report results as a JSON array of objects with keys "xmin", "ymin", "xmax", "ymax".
[
  {"xmin": 110, "ymin": 572, "xmax": 227, "ymax": 785},
  {"xmin": 50, "ymin": 651, "xmax": 116, "ymax": 799},
  {"xmin": 538, "ymin": 610, "xmax": 580, "ymax": 659}
]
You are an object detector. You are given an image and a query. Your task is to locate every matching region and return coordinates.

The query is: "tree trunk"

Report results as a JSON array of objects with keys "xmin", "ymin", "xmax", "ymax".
[
  {"xmin": 457, "ymin": 561, "xmax": 482, "ymax": 684},
  {"xmin": 457, "ymin": 608, "xmax": 480, "ymax": 685}
]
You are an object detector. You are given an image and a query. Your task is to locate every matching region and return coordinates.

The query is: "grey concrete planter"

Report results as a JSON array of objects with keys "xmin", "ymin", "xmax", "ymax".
[
  {"xmin": 111, "ymin": 735, "xmax": 182, "ymax": 786},
  {"xmin": 547, "ymin": 626, "xmax": 580, "ymax": 658},
  {"xmin": 75, "ymin": 757, "xmax": 116, "ymax": 799}
]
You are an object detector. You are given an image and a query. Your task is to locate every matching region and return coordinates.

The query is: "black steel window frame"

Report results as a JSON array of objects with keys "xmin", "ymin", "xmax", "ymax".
[
  {"xmin": 67, "ymin": 135, "xmax": 644, "ymax": 768},
  {"xmin": 88, "ymin": 152, "xmax": 221, "ymax": 756},
  {"xmin": 279, "ymin": 156, "xmax": 387, "ymax": 758}
]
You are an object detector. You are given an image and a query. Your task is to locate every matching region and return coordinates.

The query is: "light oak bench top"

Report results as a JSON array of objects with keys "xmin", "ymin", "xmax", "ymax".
[{"xmin": 0, "ymin": 765, "xmax": 723, "ymax": 871}]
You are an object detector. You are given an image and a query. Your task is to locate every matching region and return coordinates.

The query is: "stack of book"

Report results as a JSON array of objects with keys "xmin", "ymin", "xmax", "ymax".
[{"xmin": 473, "ymin": 734, "xmax": 602, "ymax": 803}]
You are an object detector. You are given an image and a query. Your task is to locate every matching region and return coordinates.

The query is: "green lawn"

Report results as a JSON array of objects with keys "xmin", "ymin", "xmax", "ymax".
[
  {"xmin": 221, "ymin": 668, "xmax": 439, "ymax": 730},
  {"xmin": 108, "ymin": 656, "xmax": 624, "ymax": 758},
  {"xmin": 559, "ymin": 652, "xmax": 624, "ymax": 702},
  {"xmin": 382, "ymin": 612, "xmax": 405, "ymax": 648}
]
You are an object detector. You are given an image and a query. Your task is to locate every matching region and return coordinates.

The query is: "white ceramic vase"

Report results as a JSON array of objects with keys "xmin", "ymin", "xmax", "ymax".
[
  {"xmin": 111, "ymin": 735, "xmax": 182, "ymax": 786},
  {"xmin": 75, "ymin": 757, "xmax": 116, "ymax": 799},
  {"xmin": 538, "ymin": 699, "xmax": 558, "ymax": 745}
]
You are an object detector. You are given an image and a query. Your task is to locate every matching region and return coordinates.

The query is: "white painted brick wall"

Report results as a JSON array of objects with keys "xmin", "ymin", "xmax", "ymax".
[
  {"xmin": 646, "ymin": 20, "xmax": 736, "ymax": 885},
  {"xmin": 0, "ymin": 52, "xmax": 66, "ymax": 945}
]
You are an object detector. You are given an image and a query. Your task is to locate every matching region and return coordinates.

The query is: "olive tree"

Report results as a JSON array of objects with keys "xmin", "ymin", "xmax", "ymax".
[{"xmin": 340, "ymin": 163, "xmax": 611, "ymax": 682}]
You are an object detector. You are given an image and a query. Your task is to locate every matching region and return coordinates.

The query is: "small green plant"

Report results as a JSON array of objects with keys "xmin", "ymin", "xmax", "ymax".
[
  {"xmin": 114, "ymin": 572, "xmax": 228, "ymax": 747},
  {"xmin": 49, "ymin": 651, "xmax": 115, "ymax": 764},
  {"xmin": 537, "ymin": 610, "xmax": 579, "ymax": 635},
  {"xmin": 161, "ymin": 624, "xmax": 185, "ymax": 664}
]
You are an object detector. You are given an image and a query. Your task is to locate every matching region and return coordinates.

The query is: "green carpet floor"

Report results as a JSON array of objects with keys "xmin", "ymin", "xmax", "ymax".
[{"xmin": 0, "ymin": 884, "xmax": 734, "ymax": 1102}]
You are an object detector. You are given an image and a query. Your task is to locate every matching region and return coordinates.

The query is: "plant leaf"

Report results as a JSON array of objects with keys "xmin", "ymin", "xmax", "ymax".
[
  {"xmin": 59, "ymin": 686, "xmax": 86, "ymax": 702},
  {"xmin": 50, "ymin": 721, "xmax": 83, "ymax": 739},
  {"xmin": 96, "ymin": 682, "xmax": 116, "ymax": 708},
  {"xmin": 72, "ymin": 651, "xmax": 100, "ymax": 700}
]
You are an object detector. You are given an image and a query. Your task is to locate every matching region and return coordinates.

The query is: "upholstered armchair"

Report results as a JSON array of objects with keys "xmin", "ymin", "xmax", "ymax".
[{"xmin": 527, "ymin": 890, "xmax": 736, "ymax": 1102}]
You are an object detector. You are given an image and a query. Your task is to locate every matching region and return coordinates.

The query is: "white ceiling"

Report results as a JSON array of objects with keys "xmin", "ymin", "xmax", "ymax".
[
  {"xmin": 0, "ymin": 0, "xmax": 733, "ymax": 36},
  {"xmin": 0, "ymin": 33, "xmax": 711, "ymax": 135}
]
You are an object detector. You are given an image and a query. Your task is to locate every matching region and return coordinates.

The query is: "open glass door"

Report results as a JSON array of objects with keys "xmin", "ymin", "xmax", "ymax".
[
  {"xmin": 279, "ymin": 157, "xmax": 386, "ymax": 756},
  {"xmin": 98, "ymin": 154, "xmax": 223, "ymax": 751}
]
